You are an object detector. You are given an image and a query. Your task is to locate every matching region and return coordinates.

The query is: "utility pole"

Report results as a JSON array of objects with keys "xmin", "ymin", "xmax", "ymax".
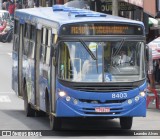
[{"xmin": 112, "ymin": 0, "xmax": 119, "ymax": 16}]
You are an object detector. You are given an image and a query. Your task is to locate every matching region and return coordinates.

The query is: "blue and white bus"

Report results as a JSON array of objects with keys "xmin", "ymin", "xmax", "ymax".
[{"xmin": 12, "ymin": 5, "xmax": 147, "ymax": 130}]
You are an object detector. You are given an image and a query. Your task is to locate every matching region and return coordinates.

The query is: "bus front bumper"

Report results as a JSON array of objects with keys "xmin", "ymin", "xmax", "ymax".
[{"xmin": 56, "ymin": 96, "xmax": 146, "ymax": 117}]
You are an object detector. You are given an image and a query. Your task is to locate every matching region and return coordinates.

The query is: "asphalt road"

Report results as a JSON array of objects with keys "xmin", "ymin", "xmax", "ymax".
[{"xmin": 0, "ymin": 42, "xmax": 160, "ymax": 138}]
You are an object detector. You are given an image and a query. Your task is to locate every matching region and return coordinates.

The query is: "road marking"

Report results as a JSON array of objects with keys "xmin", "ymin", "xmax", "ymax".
[{"xmin": 0, "ymin": 96, "xmax": 11, "ymax": 103}]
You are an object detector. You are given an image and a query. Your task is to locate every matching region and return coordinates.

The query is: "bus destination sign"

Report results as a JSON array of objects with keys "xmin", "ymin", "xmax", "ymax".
[
  {"xmin": 60, "ymin": 23, "xmax": 144, "ymax": 36},
  {"xmin": 71, "ymin": 26, "xmax": 129, "ymax": 35}
]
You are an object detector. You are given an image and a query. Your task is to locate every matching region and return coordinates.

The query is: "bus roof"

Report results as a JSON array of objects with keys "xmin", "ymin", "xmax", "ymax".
[{"xmin": 15, "ymin": 5, "xmax": 144, "ymax": 29}]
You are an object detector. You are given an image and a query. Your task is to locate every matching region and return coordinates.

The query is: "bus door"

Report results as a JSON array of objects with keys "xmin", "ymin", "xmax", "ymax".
[
  {"xmin": 18, "ymin": 23, "xmax": 24, "ymax": 97},
  {"xmin": 29, "ymin": 25, "xmax": 36, "ymax": 105},
  {"xmin": 34, "ymin": 28, "xmax": 42, "ymax": 109},
  {"xmin": 23, "ymin": 23, "xmax": 36, "ymax": 105},
  {"xmin": 39, "ymin": 27, "xmax": 52, "ymax": 112},
  {"xmin": 50, "ymin": 33, "xmax": 57, "ymax": 114},
  {"xmin": 12, "ymin": 20, "xmax": 21, "ymax": 96}
]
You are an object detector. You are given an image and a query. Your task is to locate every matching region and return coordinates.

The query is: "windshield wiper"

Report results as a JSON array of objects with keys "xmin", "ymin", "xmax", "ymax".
[
  {"xmin": 113, "ymin": 39, "xmax": 125, "ymax": 57},
  {"xmin": 80, "ymin": 40, "xmax": 97, "ymax": 60}
]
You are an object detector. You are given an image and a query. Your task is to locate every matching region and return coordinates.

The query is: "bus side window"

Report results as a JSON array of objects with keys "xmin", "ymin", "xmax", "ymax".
[
  {"xmin": 23, "ymin": 23, "xmax": 30, "ymax": 56},
  {"xmin": 45, "ymin": 29, "xmax": 52, "ymax": 65},
  {"xmin": 30, "ymin": 25, "xmax": 35, "ymax": 40},
  {"xmin": 28, "ymin": 25, "xmax": 36, "ymax": 59},
  {"xmin": 13, "ymin": 20, "xmax": 19, "ymax": 52},
  {"xmin": 40, "ymin": 28, "xmax": 47, "ymax": 63},
  {"xmin": 40, "ymin": 27, "xmax": 51, "ymax": 65},
  {"xmin": 14, "ymin": 20, "xmax": 19, "ymax": 35},
  {"xmin": 25, "ymin": 23, "xmax": 30, "ymax": 38}
]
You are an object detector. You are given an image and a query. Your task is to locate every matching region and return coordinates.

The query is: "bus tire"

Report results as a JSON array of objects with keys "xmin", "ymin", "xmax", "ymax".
[
  {"xmin": 120, "ymin": 117, "xmax": 133, "ymax": 129},
  {"xmin": 24, "ymin": 84, "xmax": 35, "ymax": 117},
  {"xmin": 50, "ymin": 115, "xmax": 62, "ymax": 131}
]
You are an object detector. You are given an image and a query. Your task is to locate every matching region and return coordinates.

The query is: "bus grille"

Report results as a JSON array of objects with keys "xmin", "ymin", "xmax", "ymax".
[
  {"xmin": 71, "ymin": 85, "xmax": 134, "ymax": 92},
  {"xmin": 58, "ymin": 79, "xmax": 144, "ymax": 92},
  {"xmin": 79, "ymin": 99, "xmax": 126, "ymax": 104}
]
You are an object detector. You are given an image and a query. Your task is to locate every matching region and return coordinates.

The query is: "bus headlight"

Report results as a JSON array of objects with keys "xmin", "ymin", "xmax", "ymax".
[
  {"xmin": 59, "ymin": 91, "xmax": 66, "ymax": 97},
  {"xmin": 128, "ymin": 99, "xmax": 132, "ymax": 104},
  {"xmin": 139, "ymin": 91, "xmax": 145, "ymax": 97},
  {"xmin": 66, "ymin": 96, "xmax": 71, "ymax": 102},
  {"xmin": 73, "ymin": 99, "xmax": 78, "ymax": 105},
  {"xmin": 135, "ymin": 96, "xmax": 140, "ymax": 102}
]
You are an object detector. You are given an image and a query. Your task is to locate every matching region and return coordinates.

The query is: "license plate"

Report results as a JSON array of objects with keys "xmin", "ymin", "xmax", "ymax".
[{"xmin": 95, "ymin": 107, "xmax": 110, "ymax": 113}]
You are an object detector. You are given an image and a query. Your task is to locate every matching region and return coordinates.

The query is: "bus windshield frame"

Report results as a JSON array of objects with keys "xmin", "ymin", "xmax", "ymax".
[{"xmin": 57, "ymin": 37, "xmax": 146, "ymax": 83}]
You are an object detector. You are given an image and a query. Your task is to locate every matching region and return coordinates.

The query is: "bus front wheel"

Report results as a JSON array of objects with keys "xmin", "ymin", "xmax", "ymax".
[
  {"xmin": 50, "ymin": 115, "xmax": 62, "ymax": 131},
  {"xmin": 120, "ymin": 117, "xmax": 133, "ymax": 129}
]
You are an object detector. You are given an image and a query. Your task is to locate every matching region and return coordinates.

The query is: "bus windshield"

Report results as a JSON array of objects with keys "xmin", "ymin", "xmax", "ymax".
[{"xmin": 58, "ymin": 40, "xmax": 145, "ymax": 82}]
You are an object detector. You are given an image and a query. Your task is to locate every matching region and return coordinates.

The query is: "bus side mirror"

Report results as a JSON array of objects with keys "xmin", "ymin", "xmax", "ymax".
[{"xmin": 51, "ymin": 45, "xmax": 56, "ymax": 66}]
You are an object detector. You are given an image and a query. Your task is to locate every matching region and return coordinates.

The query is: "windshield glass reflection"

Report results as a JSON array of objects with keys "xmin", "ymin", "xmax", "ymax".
[{"xmin": 58, "ymin": 41, "xmax": 144, "ymax": 82}]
